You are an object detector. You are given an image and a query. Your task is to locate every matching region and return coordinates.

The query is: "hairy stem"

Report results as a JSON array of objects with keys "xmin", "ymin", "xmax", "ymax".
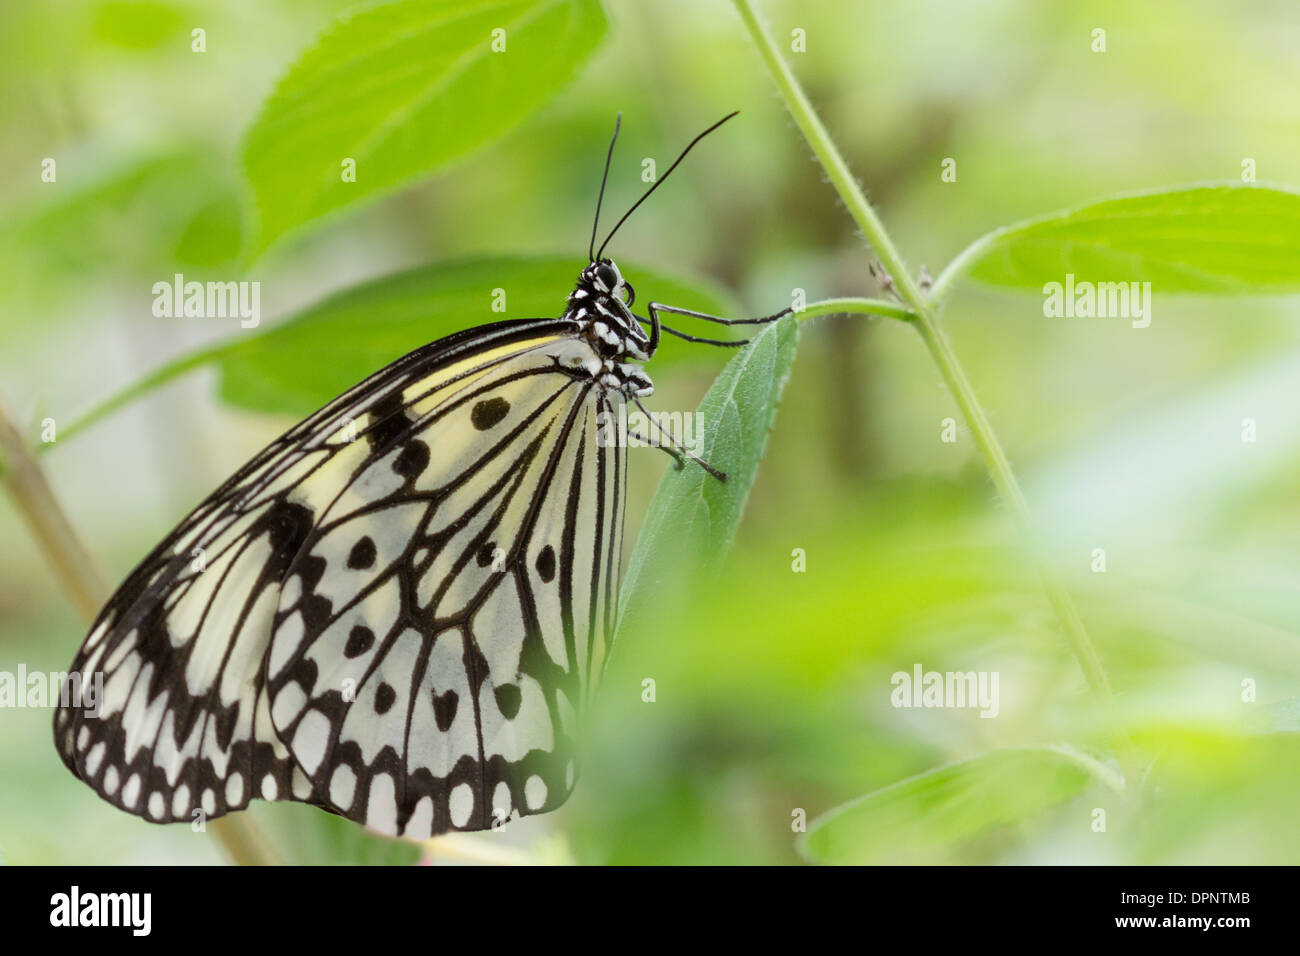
[
  {"xmin": 732, "ymin": 0, "xmax": 1137, "ymax": 781},
  {"xmin": 0, "ymin": 396, "xmax": 284, "ymax": 865}
]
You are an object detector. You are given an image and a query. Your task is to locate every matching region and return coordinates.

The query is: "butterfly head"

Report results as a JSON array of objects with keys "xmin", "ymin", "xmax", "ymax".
[
  {"xmin": 569, "ymin": 257, "xmax": 649, "ymax": 360},
  {"xmin": 581, "ymin": 257, "xmax": 634, "ymax": 303},
  {"xmin": 565, "ymin": 112, "xmax": 746, "ymax": 398}
]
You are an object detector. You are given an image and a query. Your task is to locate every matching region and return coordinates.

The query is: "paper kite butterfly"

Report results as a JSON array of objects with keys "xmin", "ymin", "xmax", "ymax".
[{"xmin": 54, "ymin": 113, "xmax": 789, "ymax": 838}]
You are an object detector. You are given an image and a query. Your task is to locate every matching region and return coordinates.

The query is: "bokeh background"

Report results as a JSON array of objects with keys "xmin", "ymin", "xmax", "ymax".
[{"xmin": 3, "ymin": 0, "xmax": 1300, "ymax": 864}]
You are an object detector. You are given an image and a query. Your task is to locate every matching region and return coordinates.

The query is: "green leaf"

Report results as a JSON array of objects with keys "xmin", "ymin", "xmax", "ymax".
[
  {"xmin": 938, "ymin": 183, "xmax": 1300, "ymax": 297},
  {"xmin": 91, "ymin": 1, "xmax": 186, "ymax": 50},
  {"xmin": 254, "ymin": 802, "xmax": 420, "ymax": 866},
  {"xmin": 800, "ymin": 747, "xmax": 1107, "ymax": 865},
  {"xmin": 1, "ymin": 148, "xmax": 238, "ymax": 276},
  {"xmin": 212, "ymin": 255, "xmax": 738, "ymax": 418},
  {"xmin": 619, "ymin": 315, "xmax": 799, "ymax": 623},
  {"xmin": 240, "ymin": 0, "xmax": 607, "ymax": 257}
]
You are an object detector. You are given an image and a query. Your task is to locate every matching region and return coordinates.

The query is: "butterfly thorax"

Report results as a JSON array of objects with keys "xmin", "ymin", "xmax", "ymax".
[{"xmin": 564, "ymin": 258, "xmax": 654, "ymax": 399}]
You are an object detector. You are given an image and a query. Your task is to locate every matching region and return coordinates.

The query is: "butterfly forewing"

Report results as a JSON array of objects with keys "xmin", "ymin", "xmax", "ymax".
[{"xmin": 55, "ymin": 318, "xmax": 626, "ymax": 835}]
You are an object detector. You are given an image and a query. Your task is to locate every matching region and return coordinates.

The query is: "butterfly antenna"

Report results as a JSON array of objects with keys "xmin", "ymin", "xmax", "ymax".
[
  {"xmin": 595, "ymin": 110, "xmax": 739, "ymax": 260},
  {"xmin": 589, "ymin": 113, "xmax": 622, "ymax": 262}
]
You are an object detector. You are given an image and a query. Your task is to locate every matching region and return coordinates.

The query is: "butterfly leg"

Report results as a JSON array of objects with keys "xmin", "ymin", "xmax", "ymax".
[
  {"xmin": 641, "ymin": 302, "xmax": 793, "ymax": 348},
  {"xmin": 648, "ymin": 301, "xmax": 793, "ymax": 327},
  {"xmin": 626, "ymin": 428, "xmax": 687, "ymax": 470},
  {"xmin": 637, "ymin": 317, "xmax": 749, "ymax": 348},
  {"xmin": 630, "ymin": 395, "xmax": 727, "ymax": 481}
]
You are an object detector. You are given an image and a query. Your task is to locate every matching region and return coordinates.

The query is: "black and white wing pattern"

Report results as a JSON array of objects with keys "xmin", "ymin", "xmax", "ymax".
[{"xmin": 55, "ymin": 318, "xmax": 627, "ymax": 837}]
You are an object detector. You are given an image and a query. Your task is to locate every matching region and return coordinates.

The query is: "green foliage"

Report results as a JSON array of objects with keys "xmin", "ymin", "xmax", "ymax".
[
  {"xmin": 241, "ymin": 0, "xmax": 607, "ymax": 258},
  {"xmin": 255, "ymin": 802, "xmax": 420, "ymax": 866},
  {"xmin": 800, "ymin": 747, "xmax": 1103, "ymax": 865},
  {"xmin": 9, "ymin": 0, "xmax": 1300, "ymax": 866},
  {"xmin": 946, "ymin": 184, "xmax": 1300, "ymax": 296},
  {"xmin": 0, "ymin": 148, "xmax": 241, "ymax": 335},
  {"xmin": 620, "ymin": 316, "xmax": 799, "ymax": 622},
  {"xmin": 90, "ymin": 1, "xmax": 186, "ymax": 50}
]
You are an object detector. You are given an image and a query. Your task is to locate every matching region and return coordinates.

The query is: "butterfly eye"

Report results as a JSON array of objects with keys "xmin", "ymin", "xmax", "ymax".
[{"xmin": 595, "ymin": 263, "xmax": 619, "ymax": 291}]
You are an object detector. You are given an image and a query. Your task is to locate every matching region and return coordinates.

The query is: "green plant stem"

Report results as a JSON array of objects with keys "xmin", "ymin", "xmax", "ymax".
[
  {"xmin": 0, "ymin": 399, "xmax": 108, "ymax": 623},
  {"xmin": 928, "ymin": 230, "xmax": 1002, "ymax": 305},
  {"xmin": 1048, "ymin": 744, "xmax": 1127, "ymax": 795},
  {"xmin": 909, "ymin": 315, "xmax": 1131, "ymax": 763},
  {"xmin": 0, "ymin": 395, "xmax": 283, "ymax": 865},
  {"xmin": 205, "ymin": 816, "xmax": 283, "ymax": 867},
  {"xmin": 732, "ymin": 0, "xmax": 1138, "ymax": 782},
  {"xmin": 731, "ymin": 0, "xmax": 928, "ymax": 310},
  {"xmin": 800, "ymin": 297, "xmax": 914, "ymax": 323}
]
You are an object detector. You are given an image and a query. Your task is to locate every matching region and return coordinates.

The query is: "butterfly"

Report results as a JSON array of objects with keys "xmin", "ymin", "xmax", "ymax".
[{"xmin": 54, "ymin": 112, "xmax": 790, "ymax": 839}]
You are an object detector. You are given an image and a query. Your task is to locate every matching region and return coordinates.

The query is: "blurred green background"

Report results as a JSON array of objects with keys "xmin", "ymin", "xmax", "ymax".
[{"xmin": 3, "ymin": 0, "xmax": 1300, "ymax": 865}]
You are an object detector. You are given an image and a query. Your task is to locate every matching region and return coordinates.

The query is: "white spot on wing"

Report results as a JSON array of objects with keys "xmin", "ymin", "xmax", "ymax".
[
  {"xmin": 366, "ymin": 773, "xmax": 398, "ymax": 835},
  {"xmin": 404, "ymin": 797, "xmax": 434, "ymax": 839},
  {"xmin": 449, "ymin": 783, "xmax": 474, "ymax": 828},
  {"xmin": 269, "ymin": 612, "xmax": 304, "ymax": 677},
  {"xmin": 292, "ymin": 709, "xmax": 332, "ymax": 775},
  {"xmin": 122, "ymin": 774, "xmax": 141, "ymax": 809},
  {"xmin": 492, "ymin": 781, "xmax": 512, "ymax": 816},
  {"xmin": 225, "ymin": 772, "xmax": 244, "ymax": 806},
  {"xmin": 84, "ymin": 742, "xmax": 105, "ymax": 777},
  {"xmin": 329, "ymin": 765, "xmax": 356, "ymax": 809},
  {"xmin": 271, "ymin": 681, "xmax": 307, "ymax": 729},
  {"xmin": 525, "ymin": 775, "xmax": 547, "ymax": 810}
]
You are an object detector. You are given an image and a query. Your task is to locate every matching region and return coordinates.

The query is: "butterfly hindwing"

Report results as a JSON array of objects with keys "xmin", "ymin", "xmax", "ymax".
[
  {"xmin": 55, "ymin": 319, "xmax": 625, "ymax": 835},
  {"xmin": 265, "ymin": 345, "xmax": 626, "ymax": 835}
]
